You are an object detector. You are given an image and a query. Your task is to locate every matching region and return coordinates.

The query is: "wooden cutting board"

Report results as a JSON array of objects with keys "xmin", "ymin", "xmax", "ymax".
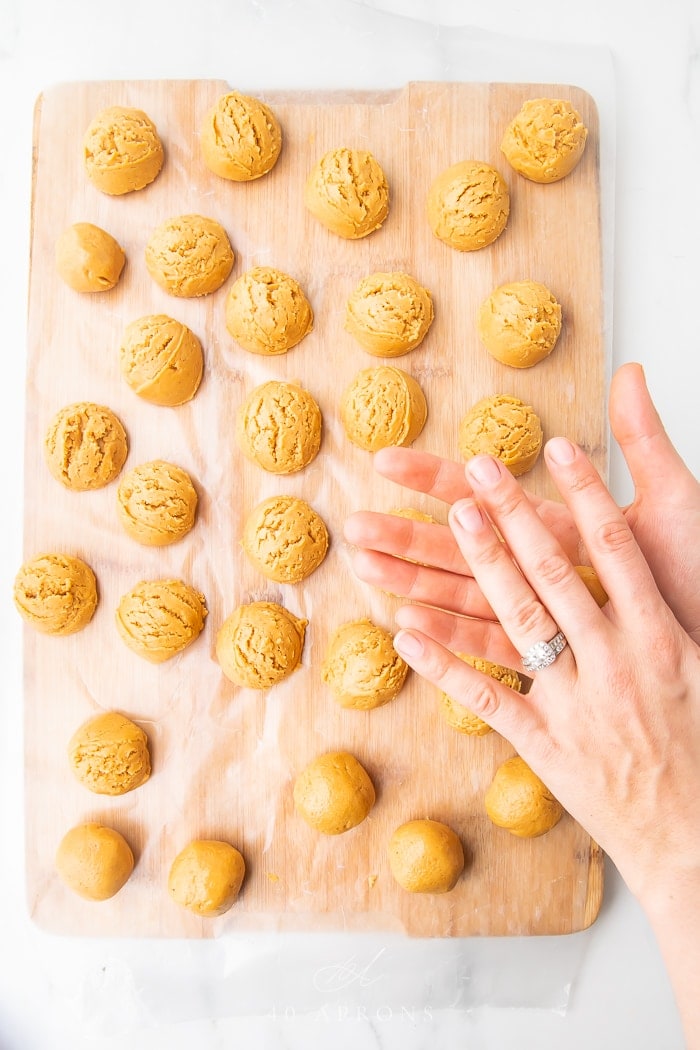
[{"xmin": 24, "ymin": 79, "xmax": 606, "ymax": 937}]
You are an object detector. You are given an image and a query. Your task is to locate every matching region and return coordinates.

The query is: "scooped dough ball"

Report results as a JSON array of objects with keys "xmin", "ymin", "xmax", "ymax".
[
  {"xmin": 427, "ymin": 161, "xmax": 509, "ymax": 251},
  {"xmin": 340, "ymin": 365, "xmax": 427, "ymax": 452},
  {"xmin": 501, "ymin": 98, "xmax": 588, "ymax": 183},
  {"xmin": 115, "ymin": 579, "xmax": 207, "ymax": 663},
  {"xmin": 236, "ymin": 380, "xmax": 322, "ymax": 474},
  {"xmin": 440, "ymin": 654, "xmax": 522, "ymax": 736},
  {"xmin": 224, "ymin": 266, "xmax": 313, "ymax": 355},
  {"xmin": 44, "ymin": 402, "xmax": 127, "ymax": 491},
  {"xmin": 485, "ymin": 755, "xmax": 563, "ymax": 837},
  {"xmin": 294, "ymin": 751, "xmax": 376, "ymax": 835},
  {"xmin": 117, "ymin": 460, "xmax": 198, "ymax": 546},
  {"xmin": 13, "ymin": 553, "xmax": 97, "ymax": 636},
  {"xmin": 458, "ymin": 394, "xmax": 542, "ymax": 476},
  {"xmin": 242, "ymin": 495, "xmax": 329, "ymax": 583},
  {"xmin": 145, "ymin": 214, "xmax": 234, "ymax": 297},
  {"xmin": 55, "ymin": 822, "xmax": 134, "ymax": 901},
  {"xmin": 216, "ymin": 601, "xmax": 306, "ymax": 689},
  {"xmin": 83, "ymin": 105, "xmax": 164, "ymax": 195},
  {"xmin": 322, "ymin": 618, "xmax": 408, "ymax": 710},
  {"xmin": 200, "ymin": 90, "xmax": 282, "ymax": 181},
  {"xmin": 477, "ymin": 280, "xmax": 562, "ymax": 368},
  {"xmin": 388, "ymin": 818, "xmax": 464, "ymax": 894},
  {"xmin": 168, "ymin": 840, "xmax": 246, "ymax": 916},
  {"xmin": 575, "ymin": 565, "xmax": 609, "ymax": 607},
  {"xmin": 344, "ymin": 272, "xmax": 434, "ymax": 357},
  {"xmin": 55, "ymin": 222, "xmax": 125, "ymax": 292},
  {"xmin": 304, "ymin": 148, "xmax": 389, "ymax": 239},
  {"xmin": 119, "ymin": 314, "xmax": 203, "ymax": 407},
  {"xmin": 68, "ymin": 711, "xmax": 151, "ymax": 795}
]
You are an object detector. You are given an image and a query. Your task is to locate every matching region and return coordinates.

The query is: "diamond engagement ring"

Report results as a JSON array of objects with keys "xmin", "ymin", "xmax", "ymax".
[{"xmin": 522, "ymin": 631, "xmax": 568, "ymax": 672}]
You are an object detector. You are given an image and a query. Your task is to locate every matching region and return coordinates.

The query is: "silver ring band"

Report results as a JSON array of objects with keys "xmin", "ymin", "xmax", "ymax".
[{"xmin": 522, "ymin": 631, "xmax": 568, "ymax": 672}]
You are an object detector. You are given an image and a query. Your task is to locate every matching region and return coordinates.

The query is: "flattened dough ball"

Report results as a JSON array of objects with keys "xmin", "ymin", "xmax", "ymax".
[
  {"xmin": 145, "ymin": 214, "xmax": 234, "ymax": 297},
  {"xmin": 294, "ymin": 751, "xmax": 376, "ymax": 835},
  {"xmin": 458, "ymin": 394, "xmax": 542, "ymax": 476},
  {"xmin": 115, "ymin": 579, "xmax": 207, "ymax": 663},
  {"xmin": 340, "ymin": 365, "xmax": 427, "ymax": 452},
  {"xmin": 216, "ymin": 601, "xmax": 306, "ymax": 689},
  {"xmin": 485, "ymin": 756, "xmax": 563, "ymax": 837},
  {"xmin": 477, "ymin": 280, "xmax": 562, "ymax": 368},
  {"xmin": 242, "ymin": 495, "xmax": 329, "ymax": 583},
  {"xmin": 345, "ymin": 271, "xmax": 434, "ymax": 357},
  {"xmin": 55, "ymin": 222, "xmax": 125, "ymax": 292},
  {"xmin": 83, "ymin": 105, "xmax": 164, "ymax": 195},
  {"xmin": 168, "ymin": 840, "xmax": 246, "ymax": 916},
  {"xmin": 119, "ymin": 314, "xmax": 203, "ymax": 406},
  {"xmin": 68, "ymin": 711, "xmax": 151, "ymax": 795},
  {"xmin": 501, "ymin": 98, "xmax": 588, "ymax": 183},
  {"xmin": 117, "ymin": 460, "xmax": 198, "ymax": 546},
  {"xmin": 236, "ymin": 380, "xmax": 322, "ymax": 474},
  {"xmin": 56, "ymin": 822, "xmax": 134, "ymax": 901},
  {"xmin": 224, "ymin": 266, "xmax": 313, "ymax": 355},
  {"xmin": 322, "ymin": 618, "xmax": 408, "ymax": 710},
  {"xmin": 440, "ymin": 654, "xmax": 522, "ymax": 736},
  {"xmin": 389, "ymin": 819, "xmax": 464, "ymax": 894},
  {"xmin": 304, "ymin": 148, "xmax": 389, "ymax": 239},
  {"xmin": 201, "ymin": 90, "xmax": 282, "ymax": 181},
  {"xmin": 13, "ymin": 553, "xmax": 97, "ymax": 636},
  {"xmin": 44, "ymin": 401, "xmax": 127, "ymax": 491},
  {"xmin": 427, "ymin": 161, "xmax": 509, "ymax": 251}
]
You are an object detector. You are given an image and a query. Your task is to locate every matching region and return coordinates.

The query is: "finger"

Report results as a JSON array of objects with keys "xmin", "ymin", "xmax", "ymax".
[
  {"xmin": 373, "ymin": 446, "xmax": 474, "ymax": 504},
  {"xmin": 394, "ymin": 603, "xmax": 523, "ymax": 670},
  {"xmin": 344, "ymin": 510, "xmax": 473, "ymax": 576}
]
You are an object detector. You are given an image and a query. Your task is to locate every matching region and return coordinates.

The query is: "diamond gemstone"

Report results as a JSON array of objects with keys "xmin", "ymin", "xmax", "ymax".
[{"xmin": 523, "ymin": 641, "xmax": 556, "ymax": 672}]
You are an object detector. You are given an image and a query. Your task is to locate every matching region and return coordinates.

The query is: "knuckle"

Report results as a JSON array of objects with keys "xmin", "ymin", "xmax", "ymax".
[
  {"xmin": 468, "ymin": 678, "xmax": 501, "ymax": 720},
  {"xmin": 593, "ymin": 518, "xmax": 635, "ymax": 558},
  {"xmin": 532, "ymin": 552, "xmax": 572, "ymax": 589},
  {"xmin": 490, "ymin": 488, "xmax": 523, "ymax": 520},
  {"xmin": 566, "ymin": 467, "xmax": 599, "ymax": 495},
  {"xmin": 510, "ymin": 595, "xmax": 547, "ymax": 637}
]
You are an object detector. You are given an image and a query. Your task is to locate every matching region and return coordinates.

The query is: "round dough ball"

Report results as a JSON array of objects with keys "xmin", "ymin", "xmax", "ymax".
[
  {"xmin": 477, "ymin": 280, "xmax": 562, "ymax": 368},
  {"xmin": 321, "ymin": 618, "xmax": 408, "ymax": 710},
  {"xmin": 145, "ymin": 214, "xmax": 234, "ymax": 297},
  {"xmin": 294, "ymin": 751, "xmax": 376, "ymax": 835},
  {"xmin": 440, "ymin": 654, "xmax": 522, "ymax": 736},
  {"xmin": 216, "ymin": 601, "xmax": 306, "ymax": 689},
  {"xmin": 68, "ymin": 711, "xmax": 151, "ymax": 795},
  {"xmin": 224, "ymin": 266, "xmax": 313, "ymax": 355},
  {"xmin": 44, "ymin": 402, "xmax": 127, "ymax": 491},
  {"xmin": 115, "ymin": 579, "xmax": 207, "ymax": 663},
  {"xmin": 56, "ymin": 822, "xmax": 134, "ymax": 900},
  {"xmin": 83, "ymin": 105, "xmax": 164, "ymax": 195},
  {"xmin": 344, "ymin": 271, "xmax": 434, "ymax": 357},
  {"xmin": 388, "ymin": 818, "xmax": 464, "ymax": 894},
  {"xmin": 427, "ymin": 161, "xmax": 509, "ymax": 251},
  {"xmin": 200, "ymin": 90, "xmax": 282, "ymax": 181},
  {"xmin": 168, "ymin": 840, "xmax": 246, "ymax": 916},
  {"xmin": 575, "ymin": 565, "xmax": 609, "ymax": 607},
  {"xmin": 13, "ymin": 553, "xmax": 97, "ymax": 636},
  {"xmin": 117, "ymin": 460, "xmax": 198, "ymax": 546},
  {"xmin": 55, "ymin": 222, "xmax": 125, "ymax": 293},
  {"xmin": 236, "ymin": 380, "xmax": 322, "ymax": 474},
  {"xmin": 458, "ymin": 394, "xmax": 542, "ymax": 476},
  {"xmin": 242, "ymin": 495, "xmax": 329, "ymax": 583},
  {"xmin": 119, "ymin": 314, "xmax": 203, "ymax": 407},
  {"xmin": 485, "ymin": 755, "xmax": 563, "ymax": 837},
  {"xmin": 340, "ymin": 365, "xmax": 428, "ymax": 452},
  {"xmin": 501, "ymin": 98, "xmax": 588, "ymax": 183},
  {"xmin": 304, "ymin": 148, "xmax": 389, "ymax": 239}
]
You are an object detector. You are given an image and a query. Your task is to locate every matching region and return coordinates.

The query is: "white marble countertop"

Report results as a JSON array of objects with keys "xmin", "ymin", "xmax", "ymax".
[{"xmin": 1, "ymin": 1, "xmax": 698, "ymax": 1047}]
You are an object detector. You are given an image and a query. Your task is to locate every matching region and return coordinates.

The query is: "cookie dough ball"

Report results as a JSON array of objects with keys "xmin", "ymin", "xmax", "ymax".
[
  {"xmin": 294, "ymin": 751, "xmax": 376, "ymax": 835},
  {"xmin": 485, "ymin": 755, "xmax": 563, "ymax": 837},
  {"xmin": 168, "ymin": 840, "xmax": 246, "ymax": 916},
  {"xmin": 55, "ymin": 222, "xmax": 125, "ymax": 293},
  {"xmin": 575, "ymin": 565, "xmax": 609, "ymax": 607},
  {"xmin": 340, "ymin": 366, "xmax": 427, "ymax": 452},
  {"xmin": 322, "ymin": 618, "xmax": 408, "ymax": 710},
  {"xmin": 68, "ymin": 711, "xmax": 151, "ymax": 795},
  {"xmin": 477, "ymin": 281, "xmax": 562, "ymax": 368},
  {"xmin": 216, "ymin": 601, "xmax": 306, "ymax": 689},
  {"xmin": 236, "ymin": 380, "xmax": 322, "ymax": 474},
  {"xmin": 304, "ymin": 148, "xmax": 389, "ymax": 239},
  {"xmin": 117, "ymin": 460, "xmax": 198, "ymax": 546},
  {"xmin": 440, "ymin": 654, "xmax": 522, "ymax": 736},
  {"xmin": 427, "ymin": 161, "xmax": 509, "ymax": 251},
  {"xmin": 224, "ymin": 266, "xmax": 313, "ymax": 355},
  {"xmin": 145, "ymin": 214, "xmax": 234, "ymax": 298},
  {"xmin": 345, "ymin": 272, "xmax": 434, "ymax": 358},
  {"xmin": 389, "ymin": 819, "xmax": 464, "ymax": 894},
  {"xmin": 13, "ymin": 553, "xmax": 97, "ymax": 636},
  {"xmin": 83, "ymin": 105, "xmax": 164, "ymax": 195},
  {"xmin": 200, "ymin": 90, "xmax": 282, "ymax": 181},
  {"xmin": 119, "ymin": 314, "xmax": 203, "ymax": 407},
  {"xmin": 115, "ymin": 579, "xmax": 207, "ymax": 663},
  {"xmin": 44, "ymin": 402, "xmax": 127, "ymax": 491},
  {"xmin": 242, "ymin": 495, "xmax": 329, "ymax": 583},
  {"xmin": 458, "ymin": 394, "xmax": 542, "ymax": 477},
  {"xmin": 56, "ymin": 822, "xmax": 134, "ymax": 901},
  {"xmin": 501, "ymin": 98, "xmax": 588, "ymax": 183}
]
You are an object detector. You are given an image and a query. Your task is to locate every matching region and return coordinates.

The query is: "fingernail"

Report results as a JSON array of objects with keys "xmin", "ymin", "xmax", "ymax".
[
  {"xmin": 393, "ymin": 630, "xmax": 423, "ymax": 659},
  {"xmin": 547, "ymin": 437, "xmax": 577, "ymax": 465},
  {"xmin": 453, "ymin": 500, "xmax": 485, "ymax": 533},
  {"xmin": 467, "ymin": 455, "xmax": 502, "ymax": 487}
]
